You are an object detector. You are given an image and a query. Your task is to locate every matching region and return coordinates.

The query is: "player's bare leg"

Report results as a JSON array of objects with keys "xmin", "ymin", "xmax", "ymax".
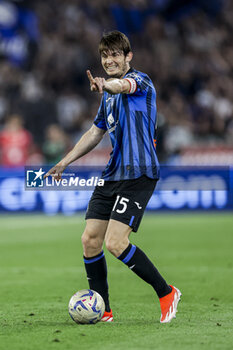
[
  {"xmin": 81, "ymin": 219, "xmax": 108, "ymax": 257},
  {"xmin": 82, "ymin": 219, "xmax": 111, "ymax": 315},
  {"xmin": 105, "ymin": 219, "xmax": 132, "ymax": 257}
]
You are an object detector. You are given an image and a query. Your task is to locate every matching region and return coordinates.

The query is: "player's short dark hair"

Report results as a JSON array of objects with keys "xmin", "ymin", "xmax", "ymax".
[{"xmin": 99, "ymin": 31, "xmax": 131, "ymax": 56}]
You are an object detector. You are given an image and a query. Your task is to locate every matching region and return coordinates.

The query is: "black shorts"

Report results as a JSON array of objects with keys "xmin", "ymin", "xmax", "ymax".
[{"xmin": 85, "ymin": 175, "xmax": 157, "ymax": 232}]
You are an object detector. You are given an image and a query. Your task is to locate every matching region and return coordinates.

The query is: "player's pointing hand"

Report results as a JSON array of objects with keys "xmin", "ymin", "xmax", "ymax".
[
  {"xmin": 87, "ymin": 70, "xmax": 97, "ymax": 92},
  {"xmin": 44, "ymin": 164, "xmax": 66, "ymax": 180},
  {"xmin": 87, "ymin": 70, "xmax": 106, "ymax": 93}
]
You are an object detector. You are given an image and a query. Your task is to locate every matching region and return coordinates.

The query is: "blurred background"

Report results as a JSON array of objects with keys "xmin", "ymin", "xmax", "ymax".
[{"xmin": 0, "ymin": 0, "xmax": 232, "ymax": 213}]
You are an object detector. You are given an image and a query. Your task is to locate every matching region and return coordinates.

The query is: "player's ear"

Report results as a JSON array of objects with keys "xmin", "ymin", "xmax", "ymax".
[{"xmin": 126, "ymin": 51, "xmax": 133, "ymax": 63}]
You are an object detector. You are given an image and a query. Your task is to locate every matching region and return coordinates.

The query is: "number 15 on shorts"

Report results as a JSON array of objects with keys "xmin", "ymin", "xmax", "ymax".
[{"xmin": 112, "ymin": 196, "xmax": 129, "ymax": 214}]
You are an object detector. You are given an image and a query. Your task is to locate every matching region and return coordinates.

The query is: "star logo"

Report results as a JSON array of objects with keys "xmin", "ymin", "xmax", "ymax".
[
  {"xmin": 34, "ymin": 168, "xmax": 45, "ymax": 181},
  {"xmin": 26, "ymin": 168, "xmax": 45, "ymax": 188}
]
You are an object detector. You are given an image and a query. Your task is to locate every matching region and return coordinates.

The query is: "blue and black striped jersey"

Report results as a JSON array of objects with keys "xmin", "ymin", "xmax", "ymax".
[{"xmin": 94, "ymin": 68, "xmax": 160, "ymax": 181}]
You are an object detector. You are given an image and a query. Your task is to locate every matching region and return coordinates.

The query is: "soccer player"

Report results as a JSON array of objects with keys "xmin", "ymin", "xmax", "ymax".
[{"xmin": 45, "ymin": 31, "xmax": 181, "ymax": 323}]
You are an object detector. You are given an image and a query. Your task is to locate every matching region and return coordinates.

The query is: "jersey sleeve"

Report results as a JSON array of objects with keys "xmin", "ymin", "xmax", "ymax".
[
  {"xmin": 124, "ymin": 72, "xmax": 150, "ymax": 95},
  {"xmin": 93, "ymin": 97, "xmax": 107, "ymax": 130}
]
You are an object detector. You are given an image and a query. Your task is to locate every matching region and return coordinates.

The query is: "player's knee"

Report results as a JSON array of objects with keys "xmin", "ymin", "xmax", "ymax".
[
  {"xmin": 105, "ymin": 238, "xmax": 114, "ymax": 255},
  {"xmin": 105, "ymin": 235, "xmax": 128, "ymax": 257},
  {"xmin": 81, "ymin": 230, "xmax": 101, "ymax": 251}
]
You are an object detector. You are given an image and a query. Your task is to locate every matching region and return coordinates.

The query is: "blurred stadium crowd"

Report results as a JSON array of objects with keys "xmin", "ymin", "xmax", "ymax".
[{"xmin": 0, "ymin": 0, "xmax": 232, "ymax": 166}]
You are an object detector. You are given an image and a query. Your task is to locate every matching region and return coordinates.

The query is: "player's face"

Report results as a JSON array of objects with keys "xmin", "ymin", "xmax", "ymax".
[{"xmin": 101, "ymin": 50, "xmax": 131, "ymax": 78}]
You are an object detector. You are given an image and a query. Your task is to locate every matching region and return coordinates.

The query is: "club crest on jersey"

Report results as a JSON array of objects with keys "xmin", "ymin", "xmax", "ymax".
[{"xmin": 107, "ymin": 113, "xmax": 114, "ymax": 125}]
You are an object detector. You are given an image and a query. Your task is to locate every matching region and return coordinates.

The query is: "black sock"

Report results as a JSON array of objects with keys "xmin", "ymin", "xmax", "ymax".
[
  {"xmin": 84, "ymin": 251, "xmax": 110, "ymax": 312},
  {"xmin": 118, "ymin": 244, "xmax": 172, "ymax": 298}
]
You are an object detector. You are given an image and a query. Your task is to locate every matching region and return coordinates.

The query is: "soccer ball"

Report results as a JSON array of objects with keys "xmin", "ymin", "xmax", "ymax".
[{"xmin": 68, "ymin": 289, "xmax": 105, "ymax": 324}]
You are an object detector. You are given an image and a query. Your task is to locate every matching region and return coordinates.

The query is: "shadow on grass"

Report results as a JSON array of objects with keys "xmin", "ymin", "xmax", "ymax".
[{"xmin": 31, "ymin": 318, "xmax": 161, "ymax": 327}]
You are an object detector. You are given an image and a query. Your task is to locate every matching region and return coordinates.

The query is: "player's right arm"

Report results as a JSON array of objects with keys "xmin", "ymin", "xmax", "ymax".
[
  {"xmin": 87, "ymin": 70, "xmax": 134, "ymax": 94},
  {"xmin": 44, "ymin": 124, "xmax": 105, "ymax": 180}
]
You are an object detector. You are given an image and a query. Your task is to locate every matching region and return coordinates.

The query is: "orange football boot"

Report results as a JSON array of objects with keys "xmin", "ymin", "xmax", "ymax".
[
  {"xmin": 101, "ymin": 309, "xmax": 113, "ymax": 322},
  {"xmin": 160, "ymin": 285, "xmax": 182, "ymax": 323}
]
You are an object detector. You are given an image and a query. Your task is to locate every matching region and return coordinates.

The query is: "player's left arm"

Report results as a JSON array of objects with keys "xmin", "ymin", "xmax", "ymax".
[{"xmin": 87, "ymin": 70, "xmax": 136, "ymax": 94}]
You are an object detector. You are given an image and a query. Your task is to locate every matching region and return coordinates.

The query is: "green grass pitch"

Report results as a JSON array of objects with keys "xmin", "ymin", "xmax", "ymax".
[{"xmin": 0, "ymin": 213, "xmax": 233, "ymax": 350}]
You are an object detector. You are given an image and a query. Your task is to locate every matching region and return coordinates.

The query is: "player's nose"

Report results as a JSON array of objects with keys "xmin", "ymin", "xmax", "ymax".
[{"xmin": 105, "ymin": 56, "xmax": 113, "ymax": 64}]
